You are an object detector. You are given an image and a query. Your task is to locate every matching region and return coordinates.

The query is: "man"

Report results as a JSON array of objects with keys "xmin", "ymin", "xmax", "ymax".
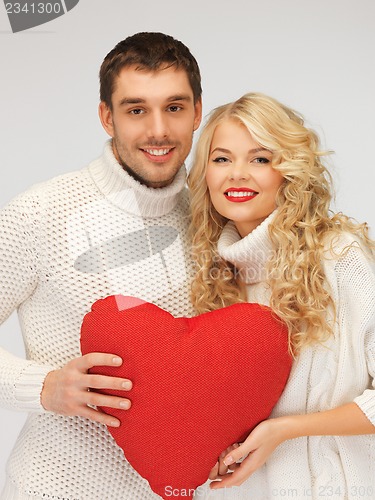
[{"xmin": 0, "ymin": 32, "xmax": 202, "ymax": 499}]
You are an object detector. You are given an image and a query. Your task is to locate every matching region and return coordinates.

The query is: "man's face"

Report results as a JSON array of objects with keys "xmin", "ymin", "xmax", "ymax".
[{"xmin": 99, "ymin": 65, "xmax": 202, "ymax": 188}]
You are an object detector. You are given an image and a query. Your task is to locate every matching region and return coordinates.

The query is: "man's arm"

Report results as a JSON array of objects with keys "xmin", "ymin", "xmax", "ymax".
[{"xmin": 0, "ymin": 194, "xmax": 132, "ymax": 424}]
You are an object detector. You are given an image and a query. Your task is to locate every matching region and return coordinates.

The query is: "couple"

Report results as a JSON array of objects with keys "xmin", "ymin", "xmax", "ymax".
[{"xmin": 0, "ymin": 32, "xmax": 374, "ymax": 499}]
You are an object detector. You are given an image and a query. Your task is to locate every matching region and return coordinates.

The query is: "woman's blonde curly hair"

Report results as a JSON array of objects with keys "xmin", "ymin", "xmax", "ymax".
[{"xmin": 188, "ymin": 92, "xmax": 374, "ymax": 353}]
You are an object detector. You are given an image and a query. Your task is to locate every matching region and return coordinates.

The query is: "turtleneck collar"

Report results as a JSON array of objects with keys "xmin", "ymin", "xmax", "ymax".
[
  {"xmin": 88, "ymin": 140, "xmax": 187, "ymax": 218},
  {"xmin": 217, "ymin": 211, "xmax": 277, "ymax": 284}
]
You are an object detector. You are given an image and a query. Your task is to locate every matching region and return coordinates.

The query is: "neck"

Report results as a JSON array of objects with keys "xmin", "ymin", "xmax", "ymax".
[{"xmin": 87, "ymin": 140, "xmax": 187, "ymax": 218}]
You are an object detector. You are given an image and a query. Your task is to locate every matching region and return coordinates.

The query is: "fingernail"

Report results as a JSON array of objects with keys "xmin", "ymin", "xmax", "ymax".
[
  {"xmin": 110, "ymin": 420, "xmax": 120, "ymax": 427},
  {"xmin": 119, "ymin": 400, "xmax": 130, "ymax": 409},
  {"xmin": 122, "ymin": 381, "xmax": 132, "ymax": 390},
  {"xmin": 223, "ymin": 455, "xmax": 234, "ymax": 466},
  {"xmin": 112, "ymin": 357, "xmax": 122, "ymax": 365}
]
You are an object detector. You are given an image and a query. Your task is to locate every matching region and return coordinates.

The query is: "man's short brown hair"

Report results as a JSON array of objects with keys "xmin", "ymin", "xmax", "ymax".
[{"xmin": 99, "ymin": 32, "xmax": 202, "ymax": 110}]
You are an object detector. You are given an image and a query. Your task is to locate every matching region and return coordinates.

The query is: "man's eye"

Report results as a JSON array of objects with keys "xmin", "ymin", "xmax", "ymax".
[
  {"xmin": 129, "ymin": 109, "xmax": 144, "ymax": 115},
  {"xmin": 168, "ymin": 105, "xmax": 182, "ymax": 112}
]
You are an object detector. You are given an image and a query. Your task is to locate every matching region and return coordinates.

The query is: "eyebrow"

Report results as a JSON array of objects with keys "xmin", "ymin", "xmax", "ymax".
[
  {"xmin": 210, "ymin": 147, "xmax": 270, "ymax": 155},
  {"xmin": 118, "ymin": 94, "xmax": 192, "ymax": 107}
]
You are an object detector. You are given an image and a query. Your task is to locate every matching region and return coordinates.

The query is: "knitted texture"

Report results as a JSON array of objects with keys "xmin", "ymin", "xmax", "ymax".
[
  {"xmin": 80, "ymin": 295, "xmax": 292, "ymax": 499},
  {"xmin": 197, "ymin": 214, "xmax": 375, "ymax": 499},
  {"xmin": 0, "ymin": 141, "xmax": 194, "ymax": 500}
]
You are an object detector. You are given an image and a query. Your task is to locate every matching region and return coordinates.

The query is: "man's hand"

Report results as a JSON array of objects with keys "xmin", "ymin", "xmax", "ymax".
[{"xmin": 41, "ymin": 353, "xmax": 132, "ymax": 427}]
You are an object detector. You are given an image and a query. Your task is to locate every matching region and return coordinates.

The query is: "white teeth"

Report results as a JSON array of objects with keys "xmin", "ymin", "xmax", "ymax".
[
  {"xmin": 226, "ymin": 191, "xmax": 256, "ymax": 197},
  {"xmin": 144, "ymin": 148, "xmax": 171, "ymax": 156}
]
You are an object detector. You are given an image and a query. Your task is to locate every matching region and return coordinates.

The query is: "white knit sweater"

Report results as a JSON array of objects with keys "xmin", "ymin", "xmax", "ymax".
[
  {"xmin": 0, "ymin": 141, "xmax": 194, "ymax": 500},
  {"xmin": 195, "ymin": 212, "xmax": 375, "ymax": 500}
]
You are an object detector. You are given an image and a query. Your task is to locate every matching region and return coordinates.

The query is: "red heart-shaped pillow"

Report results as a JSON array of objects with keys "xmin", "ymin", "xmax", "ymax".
[{"xmin": 80, "ymin": 296, "xmax": 291, "ymax": 499}]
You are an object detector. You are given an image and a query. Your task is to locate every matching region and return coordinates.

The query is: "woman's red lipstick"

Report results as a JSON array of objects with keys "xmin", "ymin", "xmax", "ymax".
[{"xmin": 224, "ymin": 187, "xmax": 258, "ymax": 203}]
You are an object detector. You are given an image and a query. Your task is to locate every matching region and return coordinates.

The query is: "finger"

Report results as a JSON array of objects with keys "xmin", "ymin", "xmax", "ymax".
[
  {"xmin": 211, "ymin": 454, "xmax": 255, "ymax": 489},
  {"xmin": 78, "ymin": 352, "xmax": 123, "ymax": 371},
  {"xmin": 216, "ymin": 443, "xmax": 240, "ymax": 476},
  {"xmin": 211, "ymin": 467, "xmax": 248, "ymax": 488},
  {"xmin": 79, "ymin": 405, "xmax": 121, "ymax": 428},
  {"xmin": 228, "ymin": 462, "xmax": 240, "ymax": 472},
  {"xmin": 210, "ymin": 443, "xmax": 250, "ymax": 489},
  {"xmin": 218, "ymin": 452, "xmax": 230, "ymax": 476},
  {"xmin": 86, "ymin": 391, "xmax": 132, "ymax": 410},
  {"xmin": 217, "ymin": 461, "xmax": 228, "ymax": 476},
  {"xmin": 86, "ymin": 374, "xmax": 132, "ymax": 391},
  {"xmin": 208, "ymin": 462, "xmax": 219, "ymax": 480},
  {"xmin": 222, "ymin": 442, "xmax": 247, "ymax": 468}
]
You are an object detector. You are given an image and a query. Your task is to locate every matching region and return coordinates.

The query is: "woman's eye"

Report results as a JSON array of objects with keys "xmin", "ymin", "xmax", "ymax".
[
  {"xmin": 254, "ymin": 157, "xmax": 270, "ymax": 164},
  {"xmin": 212, "ymin": 156, "xmax": 229, "ymax": 163}
]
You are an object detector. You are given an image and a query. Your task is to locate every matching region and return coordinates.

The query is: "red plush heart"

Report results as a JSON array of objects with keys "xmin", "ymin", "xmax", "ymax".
[{"xmin": 80, "ymin": 295, "xmax": 291, "ymax": 499}]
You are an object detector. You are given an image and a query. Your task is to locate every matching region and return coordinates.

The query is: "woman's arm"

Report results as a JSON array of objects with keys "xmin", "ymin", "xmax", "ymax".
[
  {"xmin": 211, "ymin": 242, "xmax": 375, "ymax": 489},
  {"xmin": 210, "ymin": 402, "xmax": 375, "ymax": 489}
]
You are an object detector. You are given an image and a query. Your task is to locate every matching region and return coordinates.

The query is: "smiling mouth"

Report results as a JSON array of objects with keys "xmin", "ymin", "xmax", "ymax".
[
  {"xmin": 224, "ymin": 189, "xmax": 259, "ymax": 202},
  {"xmin": 225, "ymin": 190, "xmax": 258, "ymax": 197},
  {"xmin": 141, "ymin": 147, "xmax": 174, "ymax": 157}
]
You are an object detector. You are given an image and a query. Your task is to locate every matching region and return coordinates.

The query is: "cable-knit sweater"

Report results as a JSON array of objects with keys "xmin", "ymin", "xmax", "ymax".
[
  {"xmin": 0, "ymin": 141, "xmax": 194, "ymax": 500},
  {"xmin": 196, "ymin": 212, "xmax": 375, "ymax": 500}
]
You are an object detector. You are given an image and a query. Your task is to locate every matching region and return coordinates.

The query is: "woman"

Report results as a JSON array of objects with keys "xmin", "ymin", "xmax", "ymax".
[{"xmin": 188, "ymin": 93, "xmax": 375, "ymax": 498}]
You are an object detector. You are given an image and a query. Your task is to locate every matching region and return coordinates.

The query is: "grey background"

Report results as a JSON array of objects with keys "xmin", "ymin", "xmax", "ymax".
[
  {"xmin": 5, "ymin": 0, "xmax": 65, "ymax": 33},
  {"xmin": 0, "ymin": 0, "xmax": 374, "ymax": 490}
]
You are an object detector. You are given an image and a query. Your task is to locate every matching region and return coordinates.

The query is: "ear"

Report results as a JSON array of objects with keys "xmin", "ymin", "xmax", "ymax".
[
  {"xmin": 99, "ymin": 101, "xmax": 115, "ymax": 137},
  {"xmin": 193, "ymin": 98, "xmax": 203, "ymax": 131}
]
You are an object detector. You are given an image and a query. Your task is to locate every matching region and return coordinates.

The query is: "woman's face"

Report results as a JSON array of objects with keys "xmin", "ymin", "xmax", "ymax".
[{"xmin": 205, "ymin": 119, "xmax": 284, "ymax": 237}]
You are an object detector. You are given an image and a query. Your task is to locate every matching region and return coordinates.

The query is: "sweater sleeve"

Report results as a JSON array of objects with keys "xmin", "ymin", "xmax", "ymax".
[
  {"xmin": 0, "ymin": 192, "xmax": 55, "ymax": 412},
  {"xmin": 333, "ymin": 243, "xmax": 375, "ymax": 425}
]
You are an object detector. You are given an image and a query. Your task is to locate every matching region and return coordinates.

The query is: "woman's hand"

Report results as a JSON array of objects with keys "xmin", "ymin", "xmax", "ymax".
[
  {"xmin": 210, "ymin": 418, "xmax": 287, "ymax": 489},
  {"xmin": 209, "ymin": 443, "xmax": 240, "ymax": 480},
  {"xmin": 209, "ymin": 402, "xmax": 375, "ymax": 489}
]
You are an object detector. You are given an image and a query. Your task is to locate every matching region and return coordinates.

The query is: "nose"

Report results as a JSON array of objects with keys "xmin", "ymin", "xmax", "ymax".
[
  {"xmin": 228, "ymin": 162, "xmax": 250, "ymax": 181},
  {"xmin": 147, "ymin": 111, "xmax": 170, "ymax": 140}
]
